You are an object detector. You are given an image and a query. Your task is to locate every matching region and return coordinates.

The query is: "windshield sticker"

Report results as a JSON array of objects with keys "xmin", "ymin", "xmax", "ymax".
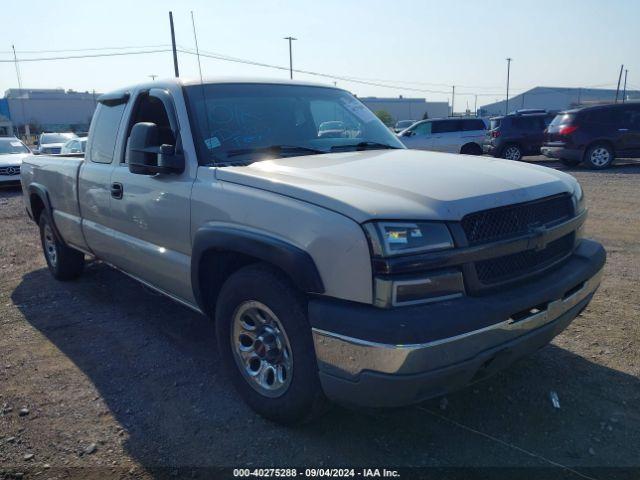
[
  {"xmin": 340, "ymin": 97, "xmax": 378, "ymax": 123},
  {"xmin": 204, "ymin": 137, "xmax": 221, "ymax": 149}
]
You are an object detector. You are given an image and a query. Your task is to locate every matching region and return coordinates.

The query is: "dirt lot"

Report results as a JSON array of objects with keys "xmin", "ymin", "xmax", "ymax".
[{"xmin": 1, "ymin": 158, "xmax": 639, "ymax": 479}]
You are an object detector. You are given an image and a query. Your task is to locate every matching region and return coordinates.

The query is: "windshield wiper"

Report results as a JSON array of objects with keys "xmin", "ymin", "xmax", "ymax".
[
  {"xmin": 330, "ymin": 141, "xmax": 401, "ymax": 152},
  {"xmin": 226, "ymin": 145, "xmax": 326, "ymax": 158}
]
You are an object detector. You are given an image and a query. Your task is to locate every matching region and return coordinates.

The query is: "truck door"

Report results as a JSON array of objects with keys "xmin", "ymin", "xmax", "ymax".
[
  {"xmin": 106, "ymin": 88, "xmax": 196, "ymax": 304},
  {"xmin": 78, "ymin": 96, "xmax": 128, "ymax": 260}
]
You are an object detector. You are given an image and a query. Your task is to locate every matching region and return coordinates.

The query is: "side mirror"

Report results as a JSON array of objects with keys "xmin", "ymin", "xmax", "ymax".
[
  {"xmin": 402, "ymin": 130, "xmax": 414, "ymax": 137},
  {"xmin": 126, "ymin": 122, "xmax": 184, "ymax": 175}
]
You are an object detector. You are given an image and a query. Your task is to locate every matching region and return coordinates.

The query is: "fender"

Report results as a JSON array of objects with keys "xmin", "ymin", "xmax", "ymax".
[
  {"xmin": 27, "ymin": 183, "xmax": 66, "ymax": 245},
  {"xmin": 191, "ymin": 226, "xmax": 325, "ymax": 312}
]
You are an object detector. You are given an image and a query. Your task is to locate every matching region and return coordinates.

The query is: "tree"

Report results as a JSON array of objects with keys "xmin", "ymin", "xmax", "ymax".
[{"xmin": 374, "ymin": 110, "xmax": 394, "ymax": 126}]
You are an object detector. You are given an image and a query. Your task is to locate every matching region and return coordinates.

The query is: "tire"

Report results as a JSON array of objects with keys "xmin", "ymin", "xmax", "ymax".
[
  {"xmin": 560, "ymin": 158, "xmax": 581, "ymax": 167},
  {"xmin": 39, "ymin": 214, "xmax": 84, "ymax": 280},
  {"xmin": 460, "ymin": 143, "xmax": 482, "ymax": 155},
  {"xmin": 215, "ymin": 263, "xmax": 328, "ymax": 424},
  {"xmin": 501, "ymin": 144, "xmax": 523, "ymax": 161},
  {"xmin": 583, "ymin": 143, "xmax": 614, "ymax": 169}
]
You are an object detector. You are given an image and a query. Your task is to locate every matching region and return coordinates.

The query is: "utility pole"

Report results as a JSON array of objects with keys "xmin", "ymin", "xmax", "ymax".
[
  {"xmin": 11, "ymin": 45, "xmax": 29, "ymax": 138},
  {"xmin": 622, "ymin": 69, "xmax": 628, "ymax": 103},
  {"xmin": 474, "ymin": 94, "xmax": 478, "ymax": 116},
  {"xmin": 505, "ymin": 57, "xmax": 512, "ymax": 115},
  {"xmin": 148, "ymin": 74, "xmax": 158, "ymax": 81},
  {"xmin": 169, "ymin": 11, "xmax": 180, "ymax": 77},
  {"xmin": 283, "ymin": 36, "xmax": 297, "ymax": 79},
  {"xmin": 451, "ymin": 85, "xmax": 455, "ymax": 116},
  {"xmin": 614, "ymin": 64, "xmax": 624, "ymax": 103}
]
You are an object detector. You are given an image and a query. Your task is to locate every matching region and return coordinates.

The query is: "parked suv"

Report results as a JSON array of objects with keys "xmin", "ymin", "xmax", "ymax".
[
  {"xmin": 398, "ymin": 118, "xmax": 486, "ymax": 155},
  {"xmin": 484, "ymin": 111, "xmax": 556, "ymax": 161},
  {"xmin": 542, "ymin": 103, "xmax": 640, "ymax": 169}
]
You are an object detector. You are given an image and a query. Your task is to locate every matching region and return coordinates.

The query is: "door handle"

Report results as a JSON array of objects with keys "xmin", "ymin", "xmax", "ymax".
[
  {"xmin": 110, "ymin": 182, "xmax": 123, "ymax": 199},
  {"xmin": 618, "ymin": 128, "xmax": 629, "ymax": 132}
]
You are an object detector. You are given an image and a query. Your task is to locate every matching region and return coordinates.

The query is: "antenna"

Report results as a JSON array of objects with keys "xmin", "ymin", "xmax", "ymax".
[{"xmin": 191, "ymin": 10, "xmax": 215, "ymax": 166}]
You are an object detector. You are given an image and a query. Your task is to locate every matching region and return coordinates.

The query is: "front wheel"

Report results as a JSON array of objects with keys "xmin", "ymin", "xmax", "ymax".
[
  {"xmin": 39, "ymin": 214, "xmax": 84, "ymax": 280},
  {"xmin": 215, "ymin": 263, "xmax": 328, "ymax": 424},
  {"xmin": 584, "ymin": 143, "xmax": 614, "ymax": 169},
  {"xmin": 502, "ymin": 144, "xmax": 523, "ymax": 161}
]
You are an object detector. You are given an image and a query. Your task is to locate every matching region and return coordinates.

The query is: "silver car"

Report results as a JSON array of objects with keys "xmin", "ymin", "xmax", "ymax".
[
  {"xmin": 398, "ymin": 118, "xmax": 487, "ymax": 155},
  {"xmin": 0, "ymin": 137, "xmax": 30, "ymax": 186}
]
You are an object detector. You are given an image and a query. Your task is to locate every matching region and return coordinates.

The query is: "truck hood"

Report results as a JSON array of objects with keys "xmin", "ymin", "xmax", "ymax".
[{"xmin": 216, "ymin": 149, "xmax": 578, "ymax": 222}]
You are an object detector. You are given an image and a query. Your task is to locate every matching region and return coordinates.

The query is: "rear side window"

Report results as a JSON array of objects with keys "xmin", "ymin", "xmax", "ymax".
[
  {"xmin": 462, "ymin": 119, "xmax": 486, "ymax": 131},
  {"xmin": 432, "ymin": 120, "xmax": 462, "ymax": 134},
  {"xmin": 88, "ymin": 103, "xmax": 126, "ymax": 164},
  {"xmin": 511, "ymin": 116, "xmax": 546, "ymax": 130},
  {"xmin": 582, "ymin": 108, "xmax": 617, "ymax": 125}
]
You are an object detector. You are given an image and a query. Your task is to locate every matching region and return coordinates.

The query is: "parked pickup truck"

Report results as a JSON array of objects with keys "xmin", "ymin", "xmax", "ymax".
[{"xmin": 21, "ymin": 78, "xmax": 605, "ymax": 424}]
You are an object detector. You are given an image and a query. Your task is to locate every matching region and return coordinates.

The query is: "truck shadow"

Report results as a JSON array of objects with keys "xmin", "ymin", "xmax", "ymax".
[{"xmin": 11, "ymin": 263, "xmax": 639, "ymax": 473}]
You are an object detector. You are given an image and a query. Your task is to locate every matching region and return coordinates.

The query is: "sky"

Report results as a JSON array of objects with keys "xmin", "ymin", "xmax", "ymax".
[{"xmin": 1, "ymin": 0, "xmax": 638, "ymax": 109}]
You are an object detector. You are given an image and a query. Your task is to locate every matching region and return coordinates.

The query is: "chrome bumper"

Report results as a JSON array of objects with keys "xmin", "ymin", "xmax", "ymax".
[{"xmin": 312, "ymin": 268, "xmax": 602, "ymax": 379}]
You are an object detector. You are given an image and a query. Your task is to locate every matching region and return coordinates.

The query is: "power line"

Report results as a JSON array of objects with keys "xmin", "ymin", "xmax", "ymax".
[
  {"xmin": 0, "ymin": 44, "xmax": 171, "ymax": 54},
  {"xmin": 0, "ymin": 49, "xmax": 173, "ymax": 63}
]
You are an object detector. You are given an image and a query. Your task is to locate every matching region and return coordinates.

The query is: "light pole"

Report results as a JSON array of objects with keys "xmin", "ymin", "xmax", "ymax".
[
  {"xmin": 283, "ymin": 36, "xmax": 297, "ymax": 79},
  {"xmin": 505, "ymin": 57, "xmax": 512, "ymax": 115},
  {"xmin": 451, "ymin": 85, "xmax": 455, "ymax": 116},
  {"xmin": 622, "ymin": 69, "xmax": 628, "ymax": 103}
]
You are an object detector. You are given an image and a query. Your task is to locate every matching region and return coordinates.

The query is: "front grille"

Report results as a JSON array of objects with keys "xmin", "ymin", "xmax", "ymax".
[
  {"xmin": 475, "ymin": 233, "xmax": 575, "ymax": 284},
  {"xmin": 0, "ymin": 166, "xmax": 20, "ymax": 176},
  {"xmin": 461, "ymin": 194, "xmax": 573, "ymax": 245}
]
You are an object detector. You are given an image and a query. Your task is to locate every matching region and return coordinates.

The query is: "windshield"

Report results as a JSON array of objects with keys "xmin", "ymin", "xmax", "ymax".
[
  {"xmin": 0, "ymin": 138, "xmax": 29, "ymax": 155},
  {"xmin": 184, "ymin": 83, "xmax": 404, "ymax": 165},
  {"xmin": 40, "ymin": 133, "xmax": 77, "ymax": 144}
]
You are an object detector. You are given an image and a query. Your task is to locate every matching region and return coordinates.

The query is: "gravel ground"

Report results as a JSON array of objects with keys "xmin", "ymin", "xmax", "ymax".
[{"xmin": 0, "ymin": 158, "xmax": 639, "ymax": 479}]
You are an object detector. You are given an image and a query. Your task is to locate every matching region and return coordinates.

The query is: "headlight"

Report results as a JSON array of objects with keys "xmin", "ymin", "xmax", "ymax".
[
  {"xmin": 363, "ymin": 221, "xmax": 454, "ymax": 257},
  {"xmin": 573, "ymin": 182, "xmax": 586, "ymax": 214}
]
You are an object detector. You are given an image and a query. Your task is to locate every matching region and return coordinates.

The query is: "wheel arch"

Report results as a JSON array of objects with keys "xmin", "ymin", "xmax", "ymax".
[
  {"xmin": 191, "ymin": 226, "xmax": 325, "ymax": 317},
  {"xmin": 28, "ymin": 184, "xmax": 66, "ymax": 244},
  {"xmin": 584, "ymin": 139, "xmax": 616, "ymax": 158},
  {"xmin": 460, "ymin": 142, "xmax": 482, "ymax": 155}
]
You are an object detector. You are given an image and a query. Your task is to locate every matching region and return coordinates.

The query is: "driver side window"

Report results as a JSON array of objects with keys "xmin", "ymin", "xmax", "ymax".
[
  {"xmin": 123, "ymin": 93, "xmax": 175, "ymax": 163},
  {"xmin": 413, "ymin": 122, "xmax": 432, "ymax": 136}
]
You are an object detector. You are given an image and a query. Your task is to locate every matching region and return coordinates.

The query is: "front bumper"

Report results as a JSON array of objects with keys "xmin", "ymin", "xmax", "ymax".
[
  {"xmin": 0, "ymin": 174, "xmax": 21, "ymax": 187},
  {"xmin": 310, "ymin": 239, "xmax": 605, "ymax": 407}
]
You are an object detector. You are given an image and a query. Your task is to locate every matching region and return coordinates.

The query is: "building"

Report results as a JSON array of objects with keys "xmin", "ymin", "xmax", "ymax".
[
  {"xmin": 478, "ymin": 86, "xmax": 640, "ymax": 117},
  {"xmin": 359, "ymin": 96, "xmax": 450, "ymax": 123},
  {"xmin": 2, "ymin": 88, "xmax": 101, "ymax": 134}
]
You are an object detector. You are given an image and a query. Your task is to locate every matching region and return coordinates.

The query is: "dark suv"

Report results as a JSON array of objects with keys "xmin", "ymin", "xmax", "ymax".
[
  {"xmin": 542, "ymin": 103, "xmax": 640, "ymax": 169},
  {"xmin": 483, "ymin": 111, "xmax": 556, "ymax": 161}
]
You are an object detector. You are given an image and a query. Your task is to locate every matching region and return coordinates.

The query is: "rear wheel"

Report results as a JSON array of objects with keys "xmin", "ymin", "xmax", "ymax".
[
  {"xmin": 501, "ymin": 144, "xmax": 522, "ymax": 161},
  {"xmin": 460, "ymin": 143, "xmax": 482, "ymax": 155},
  {"xmin": 583, "ymin": 143, "xmax": 614, "ymax": 169},
  {"xmin": 39, "ymin": 214, "xmax": 84, "ymax": 280},
  {"xmin": 215, "ymin": 263, "xmax": 328, "ymax": 424}
]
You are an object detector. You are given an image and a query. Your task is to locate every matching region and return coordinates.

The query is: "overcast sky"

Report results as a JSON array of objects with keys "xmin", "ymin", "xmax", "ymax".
[{"xmin": 1, "ymin": 0, "xmax": 638, "ymax": 108}]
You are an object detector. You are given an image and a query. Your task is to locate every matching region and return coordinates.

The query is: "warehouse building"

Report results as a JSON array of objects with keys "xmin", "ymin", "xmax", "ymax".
[
  {"xmin": 1, "ymin": 88, "xmax": 100, "ymax": 135},
  {"xmin": 359, "ymin": 96, "xmax": 450, "ymax": 123},
  {"xmin": 478, "ymin": 86, "xmax": 640, "ymax": 117}
]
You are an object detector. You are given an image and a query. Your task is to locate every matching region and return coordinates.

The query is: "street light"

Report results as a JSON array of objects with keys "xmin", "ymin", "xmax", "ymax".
[{"xmin": 283, "ymin": 36, "xmax": 297, "ymax": 79}]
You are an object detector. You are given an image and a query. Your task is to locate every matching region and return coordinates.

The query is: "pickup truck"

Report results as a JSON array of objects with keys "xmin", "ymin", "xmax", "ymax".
[{"xmin": 21, "ymin": 78, "xmax": 606, "ymax": 424}]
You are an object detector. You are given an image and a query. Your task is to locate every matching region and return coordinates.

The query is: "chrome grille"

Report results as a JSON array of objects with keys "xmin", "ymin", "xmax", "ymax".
[{"xmin": 0, "ymin": 165, "xmax": 20, "ymax": 176}]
